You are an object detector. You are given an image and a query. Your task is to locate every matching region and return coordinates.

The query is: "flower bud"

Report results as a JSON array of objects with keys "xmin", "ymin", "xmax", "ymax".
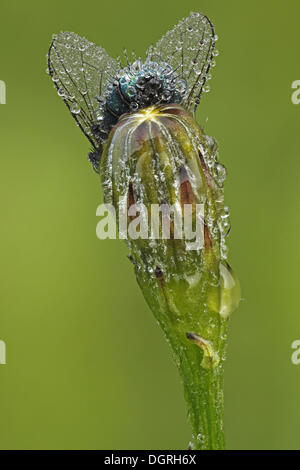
[
  {"xmin": 100, "ymin": 102, "xmax": 241, "ymax": 450},
  {"xmin": 100, "ymin": 103, "xmax": 240, "ymax": 368}
]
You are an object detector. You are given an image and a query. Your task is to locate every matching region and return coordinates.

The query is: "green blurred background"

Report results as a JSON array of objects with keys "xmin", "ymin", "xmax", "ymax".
[{"xmin": 0, "ymin": 0, "xmax": 299, "ymax": 450}]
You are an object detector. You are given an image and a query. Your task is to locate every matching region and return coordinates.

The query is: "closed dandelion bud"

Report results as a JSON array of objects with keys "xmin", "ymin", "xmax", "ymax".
[
  {"xmin": 101, "ymin": 103, "xmax": 240, "ymax": 448},
  {"xmin": 101, "ymin": 103, "xmax": 240, "ymax": 352},
  {"xmin": 48, "ymin": 11, "xmax": 241, "ymax": 450}
]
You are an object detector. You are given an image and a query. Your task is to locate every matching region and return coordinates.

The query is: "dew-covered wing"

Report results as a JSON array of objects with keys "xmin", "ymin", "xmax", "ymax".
[
  {"xmin": 48, "ymin": 32, "xmax": 119, "ymax": 150},
  {"xmin": 147, "ymin": 12, "xmax": 216, "ymax": 113}
]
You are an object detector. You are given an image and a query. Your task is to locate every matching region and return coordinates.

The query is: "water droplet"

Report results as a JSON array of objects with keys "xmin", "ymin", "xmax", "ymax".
[
  {"xmin": 71, "ymin": 103, "xmax": 81, "ymax": 114},
  {"xmin": 57, "ymin": 88, "xmax": 66, "ymax": 97},
  {"xmin": 215, "ymin": 163, "xmax": 226, "ymax": 184},
  {"xmin": 219, "ymin": 262, "xmax": 241, "ymax": 318},
  {"xmin": 126, "ymin": 86, "xmax": 136, "ymax": 98}
]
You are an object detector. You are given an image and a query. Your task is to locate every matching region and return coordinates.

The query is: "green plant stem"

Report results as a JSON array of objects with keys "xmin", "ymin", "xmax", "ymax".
[
  {"xmin": 179, "ymin": 344, "xmax": 225, "ymax": 450},
  {"xmin": 163, "ymin": 322, "xmax": 228, "ymax": 450},
  {"xmin": 136, "ymin": 272, "xmax": 228, "ymax": 450}
]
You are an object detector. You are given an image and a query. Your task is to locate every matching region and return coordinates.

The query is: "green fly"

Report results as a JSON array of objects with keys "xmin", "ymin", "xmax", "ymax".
[{"xmin": 48, "ymin": 12, "xmax": 216, "ymax": 173}]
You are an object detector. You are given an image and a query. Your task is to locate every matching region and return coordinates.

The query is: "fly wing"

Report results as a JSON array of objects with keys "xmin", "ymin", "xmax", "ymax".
[
  {"xmin": 147, "ymin": 12, "xmax": 216, "ymax": 113},
  {"xmin": 48, "ymin": 32, "xmax": 119, "ymax": 150}
]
